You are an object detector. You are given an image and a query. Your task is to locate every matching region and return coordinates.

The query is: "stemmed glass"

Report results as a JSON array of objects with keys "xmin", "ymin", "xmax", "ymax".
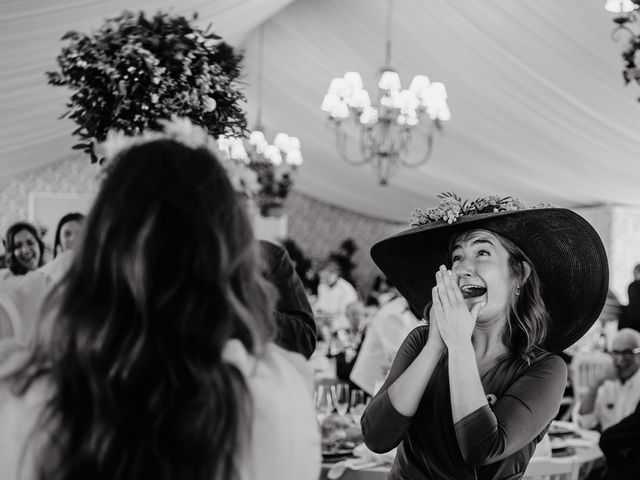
[
  {"xmin": 331, "ymin": 383, "xmax": 350, "ymax": 416},
  {"xmin": 349, "ymin": 389, "xmax": 368, "ymax": 424},
  {"xmin": 314, "ymin": 384, "xmax": 334, "ymax": 425}
]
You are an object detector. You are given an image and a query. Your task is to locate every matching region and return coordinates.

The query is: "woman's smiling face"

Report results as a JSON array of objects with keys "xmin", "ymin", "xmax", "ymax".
[
  {"xmin": 450, "ymin": 229, "xmax": 513, "ymax": 325},
  {"xmin": 13, "ymin": 228, "xmax": 41, "ymax": 271}
]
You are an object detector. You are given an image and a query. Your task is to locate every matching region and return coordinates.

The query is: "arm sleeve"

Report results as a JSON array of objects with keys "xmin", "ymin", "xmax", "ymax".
[
  {"xmin": 260, "ymin": 241, "xmax": 317, "ymax": 359},
  {"xmin": 361, "ymin": 326, "xmax": 429, "ymax": 453},
  {"xmin": 453, "ymin": 354, "xmax": 567, "ymax": 466},
  {"xmin": 599, "ymin": 400, "xmax": 640, "ymax": 465}
]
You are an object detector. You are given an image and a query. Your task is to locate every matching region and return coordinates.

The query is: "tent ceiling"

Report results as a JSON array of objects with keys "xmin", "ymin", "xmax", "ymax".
[{"xmin": 2, "ymin": 0, "xmax": 640, "ymax": 222}]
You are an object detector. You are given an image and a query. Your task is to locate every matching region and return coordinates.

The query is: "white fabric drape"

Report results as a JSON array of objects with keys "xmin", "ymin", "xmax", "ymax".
[{"xmin": 2, "ymin": 0, "xmax": 640, "ymax": 222}]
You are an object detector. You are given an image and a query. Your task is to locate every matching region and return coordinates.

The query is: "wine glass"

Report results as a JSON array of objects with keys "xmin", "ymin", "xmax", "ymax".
[
  {"xmin": 349, "ymin": 389, "xmax": 368, "ymax": 424},
  {"xmin": 314, "ymin": 384, "xmax": 334, "ymax": 425},
  {"xmin": 331, "ymin": 383, "xmax": 350, "ymax": 416}
]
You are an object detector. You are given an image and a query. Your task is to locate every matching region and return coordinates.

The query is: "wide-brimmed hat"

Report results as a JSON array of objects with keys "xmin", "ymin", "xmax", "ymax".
[{"xmin": 371, "ymin": 194, "xmax": 609, "ymax": 352}]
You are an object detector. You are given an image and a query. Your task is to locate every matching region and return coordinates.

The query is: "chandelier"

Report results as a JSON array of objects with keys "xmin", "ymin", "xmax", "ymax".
[
  {"xmin": 217, "ymin": 24, "xmax": 303, "ymax": 215},
  {"xmin": 320, "ymin": 0, "xmax": 450, "ymax": 185},
  {"xmin": 606, "ymin": 0, "xmax": 640, "ymax": 92}
]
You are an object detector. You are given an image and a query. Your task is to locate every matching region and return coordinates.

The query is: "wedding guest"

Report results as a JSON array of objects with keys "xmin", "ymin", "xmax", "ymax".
[
  {"xmin": 350, "ymin": 293, "xmax": 424, "ymax": 396},
  {"xmin": 260, "ymin": 239, "xmax": 317, "ymax": 359},
  {"xmin": 621, "ymin": 264, "xmax": 640, "ymax": 332},
  {"xmin": 361, "ymin": 197, "xmax": 608, "ymax": 479},
  {"xmin": 314, "ymin": 258, "xmax": 358, "ymax": 323},
  {"xmin": 0, "ymin": 123, "xmax": 320, "ymax": 480},
  {"xmin": 0, "ymin": 251, "xmax": 73, "ymax": 341},
  {"xmin": 0, "ymin": 222, "xmax": 46, "ymax": 279},
  {"xmin": 53, "ymin": 213, "xmax": 85, "ymax": 257},
  {"xmin": 598, "ymin": 399, "xmax": 640, "ymax": 479},
  {"xmin": 577, "ymin": 328, "xmax": 640, "ymax": 431},
  {"xmin": 365, "ymin": 274, "xmax": 396, "ymax": 307}
]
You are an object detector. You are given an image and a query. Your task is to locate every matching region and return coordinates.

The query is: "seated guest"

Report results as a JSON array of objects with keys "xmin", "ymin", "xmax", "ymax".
[
  {"xmin": 53, "ymin": 213, "xmax": 85, "ymax": 257},
  {"xmin": 0, "ymin": 122, "xmax": 320, "ymax": 480},
  {"xmin": 0, "ymin": 222, "xmax": 46, "ymax": 280},
  {"xmin": 260, "ymin": 240, "xmax": 317, "ymax": 359},
  {"xmin": 365, "ymin": 274, "xmax": 395, "ymax": 307},
  {"xmin": 314, "ymin": 258, "xmax": 358, "ymax": 328},
  {"xmin": 599, "ymin": 400, "xmax": 640, "ymax": 479},
  {"xmin": 0, "ymin": 251, "xmax": 73, "ymax": 341},
  {"xmin": 331, "ymin": 301, "xmax": 367, "ymax": 387},
  {"xmin": 577, "ymin": 328, "xmax": 640, "ymax": 431},
  {"xmin": 350, "ymin": 292, "xmax": 424, "ymax": 395}
]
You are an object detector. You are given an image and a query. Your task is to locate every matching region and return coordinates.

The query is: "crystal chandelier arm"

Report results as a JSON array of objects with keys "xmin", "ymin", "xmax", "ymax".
[
  {"xmin": 333, "ymin": 123, "xmax": 370, "ymax": 165},
  {"xmin": 397, "ymin": 125, "xmax": 435, "ymax": 168}
]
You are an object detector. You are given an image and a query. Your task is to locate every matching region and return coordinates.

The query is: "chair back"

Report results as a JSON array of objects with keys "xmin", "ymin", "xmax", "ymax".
[{"xmin": 569, "ymin": 351, "xmax": 614, "ymax": 396}]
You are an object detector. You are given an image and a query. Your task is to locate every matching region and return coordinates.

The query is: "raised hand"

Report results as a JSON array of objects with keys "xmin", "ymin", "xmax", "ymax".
[{"xmin": 432, "ymin": 265, "xmax": 485, "ymax": 349}]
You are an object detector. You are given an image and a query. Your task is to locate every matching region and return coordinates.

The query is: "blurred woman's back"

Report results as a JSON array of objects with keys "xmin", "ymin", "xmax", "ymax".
[{"xmin": 0, "ymin": 136, "xmax": 320, "ymax": 480}]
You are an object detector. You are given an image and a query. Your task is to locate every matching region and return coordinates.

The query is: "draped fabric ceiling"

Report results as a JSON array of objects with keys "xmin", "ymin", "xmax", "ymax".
[{"xmin": 2, "ymin": 0, "xmax": 640, "ymax": 222}]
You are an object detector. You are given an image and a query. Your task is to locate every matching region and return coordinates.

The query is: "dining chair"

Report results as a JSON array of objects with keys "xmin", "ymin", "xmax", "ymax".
[
  {"xmin": 569, "ymin": 351, "xmax": 614, "ymax": 398},
  {"xmin": 522, "ymin": 456, "xmax": 578, "ymax": 480}
]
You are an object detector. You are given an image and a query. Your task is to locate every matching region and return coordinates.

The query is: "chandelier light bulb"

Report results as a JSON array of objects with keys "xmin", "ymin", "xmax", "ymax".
[
  {"xmin": 288, "ymin": 136, "xmax": 301, "ymax": 150},
  {"xmin": 378, "ymin": 70, "xmax": 401, "ymax": 92},
  {"xmin": 249, "ymin": 130, "xmax": 266, "ymax": 146},
  {"xmin": 343, "ymin": 71, "xmax": 364, "ymax": 91},
  {"xmin": 409, "ymin": 75, "xmax": 431, "ymax": 93},
  {"xmin": 286, "ymin": 149, "xmax": 303, "ymax": 166},
  {"xmin": 328, "ymin": 77, "xmax": 348, "ymax": 96},
  {"xmin": 349, "ymin": 88, "xmax": 372, "ymax": 109},
  {"xmin": 430, "ymin": 82, "xmax": 448, "ymax": 100},
  {"xmin": 321, "ymin": 93, "xmax": 340, "ymax": 112},
  {"xmin": 604, "ymin": 0, "xmax": 637, "ymax": 13},
  {"xmin": 273, "ymin": 132, "xmax": 290, "ymax": 152},
  {"xmin": 230, "ymin": 140, "xmax": 249, "ymax": 162}
]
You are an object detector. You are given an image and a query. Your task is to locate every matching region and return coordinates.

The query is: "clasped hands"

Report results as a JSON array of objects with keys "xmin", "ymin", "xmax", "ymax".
[{"xmin": 427, "ymin": 265, "xmax": 485, "ymax": 352}]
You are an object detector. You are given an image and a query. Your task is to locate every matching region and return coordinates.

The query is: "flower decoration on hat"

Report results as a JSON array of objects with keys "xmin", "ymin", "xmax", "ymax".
[
  {"xmin": 409, "ymin": 192, "xmax": 554, "ymax": 227},
  {"xmin": 47, "ymin": 10, "xmax": 246, "ymax": 164}
]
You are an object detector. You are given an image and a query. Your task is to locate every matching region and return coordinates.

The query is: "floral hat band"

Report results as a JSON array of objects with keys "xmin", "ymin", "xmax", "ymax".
[{"xmin": 409, "ymin": 192, "xmax": 554, "ymax": 227}]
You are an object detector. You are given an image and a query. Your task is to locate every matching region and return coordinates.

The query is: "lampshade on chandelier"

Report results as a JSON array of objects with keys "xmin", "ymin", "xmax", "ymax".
[
  {"xmin": 217, "ymin": 24, "xmax": 303, "ymax": 214},
  {"xmin": 320, "ymin": 0, "xmax": 450, "ymax": 185}
]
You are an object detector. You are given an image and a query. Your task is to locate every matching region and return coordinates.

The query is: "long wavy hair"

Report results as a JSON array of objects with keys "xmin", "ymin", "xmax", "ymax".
[
  {"xmin": 4, "ymin": 221, "xmax": 46, "ymax": 274},
  {"xmin": 449, "ymin": 229, "xmax": 549, "ymax": 361},
  {"xmin": 53, "ymin": 212, "xmax": 85, "ymax": 258},
  {"xmin": 13, "ymin": 139, "xmax": 277, "ymax": 480}
]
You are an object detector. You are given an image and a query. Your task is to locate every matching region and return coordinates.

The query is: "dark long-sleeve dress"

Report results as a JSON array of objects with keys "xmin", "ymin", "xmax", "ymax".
[{"xmin": 361, "ymin": 326, "xmax": 567, "ymax": 480}]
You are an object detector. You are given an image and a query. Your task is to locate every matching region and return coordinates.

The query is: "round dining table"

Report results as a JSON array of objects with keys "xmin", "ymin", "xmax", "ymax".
[{"xmin": 320, "ymin": 436, "xmax": 603, "ymax": 480}]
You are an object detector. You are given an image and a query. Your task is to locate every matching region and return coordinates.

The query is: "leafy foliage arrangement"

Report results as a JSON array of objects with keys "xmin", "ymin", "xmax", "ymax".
[{"xmin": 47, "ymin": 10, "xmax": 247, "ymax": 163}]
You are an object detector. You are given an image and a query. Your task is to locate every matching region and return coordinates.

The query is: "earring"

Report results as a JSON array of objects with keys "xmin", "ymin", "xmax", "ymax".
[{"xmin": 515, "ymin": 286, "xmax": 520, "ymax": 297}]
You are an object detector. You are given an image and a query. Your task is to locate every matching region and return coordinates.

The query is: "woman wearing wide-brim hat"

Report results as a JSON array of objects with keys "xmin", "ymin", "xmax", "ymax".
[{"xmin": 361, "ymin": 193, "xmax": 609, "ymax": 480}]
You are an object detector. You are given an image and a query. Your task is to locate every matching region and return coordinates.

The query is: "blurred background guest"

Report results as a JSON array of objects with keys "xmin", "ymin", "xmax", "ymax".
[
  {"xmin": 0, "ymin": 222, "xmax": 46, "ymax": 280},
  {"xmin": 52, "ymin": 212, "xmax": 85, "ymax": 257},
  {"xmin": 314, "ymin": 257, "xmax": 358, "ymax": 327},
  {"xmin": 350, "ymin": 293, "xmax": 424, "ymax": 396},
  {"xmin": 365, "ymin": 274, "xmax": 395, "ymax": 307},
  {"xmin": 598, "ymin": 399, "xmax": 640, "ymax": 479},
  {"xmin": 260, "ymin": 239, "xmax": 317, "ymax": 359},
  {"xmin": 621, "ymin": 263, "xmax": 640, "ymax": 332},
  {"xmin": 577, "ymin": 328, "xmax": 640, "ymax": 431}
]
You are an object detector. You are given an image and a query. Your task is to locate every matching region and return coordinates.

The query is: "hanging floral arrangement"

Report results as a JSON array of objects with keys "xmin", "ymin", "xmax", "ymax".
[{"xmin": 46, "ymin": 10, "xmax": 246, "ymax": 163}]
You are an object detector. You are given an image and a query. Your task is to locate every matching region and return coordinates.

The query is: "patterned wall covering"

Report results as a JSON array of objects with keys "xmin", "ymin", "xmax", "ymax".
[
  {"xmin": 286, "ymin": 191, "xmax": 403, "ymax": 295},
  {"xmin": 0, "ymin": 155, "xmax": 98, "ymax": 250}
]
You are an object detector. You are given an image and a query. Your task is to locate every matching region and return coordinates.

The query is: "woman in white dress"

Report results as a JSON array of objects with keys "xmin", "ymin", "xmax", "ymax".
[{"xmin": 0, "ymin": 122, "xmax": 320, "ymax": 480}]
